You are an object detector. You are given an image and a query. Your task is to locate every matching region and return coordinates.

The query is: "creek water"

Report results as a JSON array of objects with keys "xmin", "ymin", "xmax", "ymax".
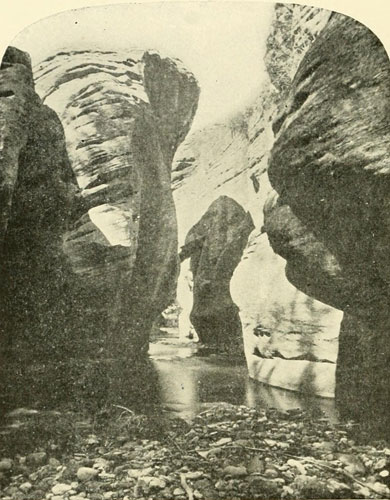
[
  {"xmin": 150, "ymin": 328, "xmax": 338, "ymax": 422},
  {"xmin": 0, "ymin": 328, "xmax": 338, "ymax": 436}
]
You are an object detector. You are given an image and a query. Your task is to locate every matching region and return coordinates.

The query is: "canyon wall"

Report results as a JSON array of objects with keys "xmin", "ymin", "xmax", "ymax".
[
  {"xmin": 173, "ymin": 3, "xmax": 343, "ymax": 397},
  {"xmin": 0, "ymin": 47, "xmax": 79, "ymax": 362},
  {"xmin": 0, "ymin": 47, "xmax": 199, "ymax": 363},
  {"xmin": 34, "ymin": 49, "xmax": 199, "ymax": 357},
  {"xmin": 267, "ymin": 12, "xmax": 390, "ymax": 430}
]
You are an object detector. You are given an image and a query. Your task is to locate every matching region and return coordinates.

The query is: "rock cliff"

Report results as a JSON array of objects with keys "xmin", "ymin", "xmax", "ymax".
[
  {"xmin": 35, "ymin": 49, "xmax": 199, "ymax": 357},
  {"xmin": 267, "ymin": 12, "xmax": 390, "ymax": 430},
  {"xmin": 0, "ymin": 47, "xmax": 79, "ymax": 362},
  {"xmin": 173, "ymin": 3, "xmax": 342, "ymax": 396},
  {"xmin": 179, "ymin": 196, "xmax": 254, "ymax": 348}
]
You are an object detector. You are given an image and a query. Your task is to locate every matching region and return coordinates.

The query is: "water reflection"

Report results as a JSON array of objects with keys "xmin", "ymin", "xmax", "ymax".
[
  {"xmin": 0, "ymin": 332, "xmax": 338, "ymax": 454},
  {"xmin": 151, "ymin": 340, "xmax": 338, "ymax": 422},
  {"xmin": 0, "ymin": 356, "xmax": 162, "ymax": 417},
  {"xmin": 1, "ymin": 335, "xmax": 338, "ymax": 422}
]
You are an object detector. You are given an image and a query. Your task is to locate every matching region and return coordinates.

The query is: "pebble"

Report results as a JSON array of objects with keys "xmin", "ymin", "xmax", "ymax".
[
  {"xmin": 52, "ymin": 483, "xmax": 72, "ymax": 495},
  {"xmin": 49, "ymin": 457, "xmax": 61, "ymax": 467},
  {"xmin": 373, "ymin": 457, "xmax": 388, "ymax": 470},
  {"xmin": 0, "ymin": 458, "xmax": 13, "ymax": 471},
  {"xmin": 372, "ymin": 482, "xmax": 390, "ymax": 496},
  {"xmin": 185, "ymin": 471, "xmax": 204, "ymax": 480},
  {"xmin": 336, "ymin": 453, "xmax": 366, "ymax": 475},
  {"xmin": 19, "ymin": 481, "xmax": 32, "ymax": 493},
  {"xmin": 94, "ymin": 457, "xmax": 111, "ymax": 470},
  {"xmin": 1, "ymin": 403, "xmax": 389, "ymax": 500},
  {"xmin": 247, "ymin": 455, "xmax": 264, "ymax": 474},
  {"xmin": 222, "ymin": 465, "xmax": 247, "ymax": 477},
  {"xmin": 149, "ymin": 477, "xmax": 167, "ymax": 489},
  {"xmin": 77, "ymin": 466, "xmax": 99, "ymax": 481},
  {"xmin": 26, "ymin": 451, "xmax": 47, "ymax": 465},
  {"xmin": 264, "ymin": 468, "xmax": 279, "ymax": 478}
]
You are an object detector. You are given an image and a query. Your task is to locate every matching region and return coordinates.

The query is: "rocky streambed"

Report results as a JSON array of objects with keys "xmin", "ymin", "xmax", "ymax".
[{"xmin": 1, "ymin": 403, "xmax": 390, "ymax": 500}]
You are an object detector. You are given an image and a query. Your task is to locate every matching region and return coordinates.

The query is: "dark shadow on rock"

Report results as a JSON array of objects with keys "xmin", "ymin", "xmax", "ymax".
[{"xmin": 267, "ymin": 12, "xmax": 390, "ymax": 437}]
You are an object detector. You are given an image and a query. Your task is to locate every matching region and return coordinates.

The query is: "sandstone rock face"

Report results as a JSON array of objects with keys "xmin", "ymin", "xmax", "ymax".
[
  {"xmin": 174, "ymin": 4, "xmax": 342, "ymax": 396},
  {"xmin": 0, "ymin": 47, "xmax": 79, "ymax": 361},
  {"xmin": 35, "ymin": 50, "xmax": 199, "ymax": 356},
  {"xmin": 268, "ymin": 13, "xmax": 390, "ymax": 428},
  {"xmin": 0, "ymin": 47, "xmax": 37, "ymax": 245},
  {"xmin": 180, "ymin": 196, "xmax": 254, "ymax": 347}
]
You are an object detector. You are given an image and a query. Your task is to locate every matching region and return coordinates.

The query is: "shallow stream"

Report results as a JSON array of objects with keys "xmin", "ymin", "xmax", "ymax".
[{"xmin": 150, "ymin": 328, "xmax": 337, "ymax": 422}]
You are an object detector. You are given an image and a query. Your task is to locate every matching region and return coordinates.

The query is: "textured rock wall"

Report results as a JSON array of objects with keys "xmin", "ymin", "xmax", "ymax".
[
  {"xmin": 35, "ymin": 50, "xmax": 199, "ymax": 356},
  {"xmin": 179, "ymin": 196, "xmax": 254, "ymax": 348},
  {"xmin": 267, "ymin": 12, "xmax": 390, "ymax": 429},
  {"xmin": 174, "ymin": 3, "xmax": 342, "ymax": 396},
  {"xmin": 0, "ymin": 47, "xmax": 79, "ymax": 362}
]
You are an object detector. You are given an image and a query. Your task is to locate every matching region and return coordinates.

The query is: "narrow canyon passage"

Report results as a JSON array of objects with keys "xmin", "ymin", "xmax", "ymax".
[{"xmin": 1, "ymin": 3, "xmax": 390, "ymax": 499}]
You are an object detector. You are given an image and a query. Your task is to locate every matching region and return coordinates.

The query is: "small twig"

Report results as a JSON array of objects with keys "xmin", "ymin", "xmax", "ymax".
[
  {"xmin": 180, "ymin": 473, "xmax": 194, "ymax": 500},
  {"xmin": 112, "ymin": 404, "xmax": 135, "ymax": 416}
]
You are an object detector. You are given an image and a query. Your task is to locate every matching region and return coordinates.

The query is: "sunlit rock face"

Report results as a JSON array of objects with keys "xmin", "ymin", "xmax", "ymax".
[
  {"xmin": 268, "ymin": 12, "xmax": 390, "ymax": 429},
  {"xmin": 35, "ymin": 49, "xmax": 199, "ymax": 356},
  {"xmin": 180, "ymin": 196, "xmax": 254, "ymax": 348},
  {"xmin": 0, "ymin": 47, "xmax": 79, "ymax": 361},
  {"xmin": 174, "ymin": 4, "xmax": 343, "ymax": 396}
]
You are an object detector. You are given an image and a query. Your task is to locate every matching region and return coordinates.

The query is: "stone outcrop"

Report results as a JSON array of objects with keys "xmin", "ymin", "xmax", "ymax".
[
  {"xmin": 179, "ymin": 196, "xmax": 254, "ymax": 348},
  {"xmin": 174, "ymin": 4, "xmax": 343, "ymax": 396},
  {"xmin": 35, "ymin": 49, "xmax": 199, "ymax": 356},
  {"xmin": 267, "ymin": 12, "xmax": 390, "ymax": 429},
  {"xmin": 0, "ymin": 47, "xmax": 79, "ymax": 361}
]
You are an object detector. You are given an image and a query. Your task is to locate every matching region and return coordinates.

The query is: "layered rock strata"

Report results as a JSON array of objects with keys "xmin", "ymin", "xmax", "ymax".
[
  {"xmin": 267, "ymin": 12, "xmax": 390, "ymax": 428},
  {"xmin": 35, "ymin": 50, "xmax": 199, "ymax": 357}
]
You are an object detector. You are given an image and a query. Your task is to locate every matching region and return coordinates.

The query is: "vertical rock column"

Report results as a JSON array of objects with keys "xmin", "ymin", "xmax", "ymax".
[
  {"xmin": 35, "ymin": 50, "xmax": 199, "ymax": 357},
  {"xmin": 180, "ymin": 196, "xmax": 254, "ymax": 349}
]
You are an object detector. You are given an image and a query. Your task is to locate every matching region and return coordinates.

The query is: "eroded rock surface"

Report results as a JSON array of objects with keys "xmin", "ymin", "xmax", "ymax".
[
  {"xmin": 35, "ymin": 50, "xmax": 199, "ymax": 356},
  {"xmin": 180, "ymin": 196, "xmax": 254, "ymax": 348},
  {"xmin": 268, "ymin": 13, "xmax": 390, "ymax": 429},
  {"xmin": 174, "ymin": 4, "xmax": 342, "ymax": 396},
  {"xmin": 0, "ymin": 47, "xmax": 79, "ymax": 361}
]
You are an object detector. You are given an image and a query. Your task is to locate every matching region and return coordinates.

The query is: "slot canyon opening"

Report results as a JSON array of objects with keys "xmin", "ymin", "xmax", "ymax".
[{"xmin": 2, "ymin": 5, "xmax": 390, "ymax": 497}]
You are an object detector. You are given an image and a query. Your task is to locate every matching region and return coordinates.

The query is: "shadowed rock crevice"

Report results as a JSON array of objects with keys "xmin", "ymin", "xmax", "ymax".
[
  {"xmin": 179, "ymin": 196, "xmax": 254, "ymax": 349},
  {"xmin": 267, "ymin": 12, "xmax": 390, "ymax": 432}
]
